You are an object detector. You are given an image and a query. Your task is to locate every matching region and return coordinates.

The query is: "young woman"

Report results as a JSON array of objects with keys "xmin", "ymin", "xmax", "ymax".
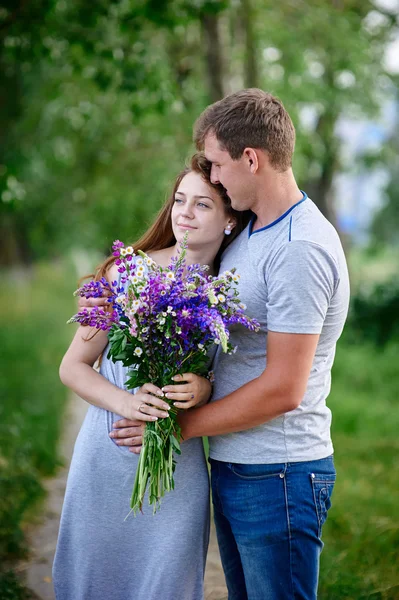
[{"xmin": 53, "ymin": 154, "xmax": 250, "ymax": 600}]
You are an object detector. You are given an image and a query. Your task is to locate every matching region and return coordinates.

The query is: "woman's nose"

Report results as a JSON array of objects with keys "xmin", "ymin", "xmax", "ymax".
[{"xmin": 180, "ymin": 201, "xmax": 195, "ymax": 218}]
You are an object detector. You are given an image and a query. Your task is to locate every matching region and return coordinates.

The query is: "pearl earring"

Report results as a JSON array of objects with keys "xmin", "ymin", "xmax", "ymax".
[{"xmin": 224, "ymin": 227, "xmax": 232, "ymax": 235}]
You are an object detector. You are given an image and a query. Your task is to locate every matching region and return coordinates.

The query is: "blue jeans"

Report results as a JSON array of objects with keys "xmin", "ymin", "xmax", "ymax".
[{"xmin": 210, "ymin": 455, "xmax": 335, "ymax": 600}]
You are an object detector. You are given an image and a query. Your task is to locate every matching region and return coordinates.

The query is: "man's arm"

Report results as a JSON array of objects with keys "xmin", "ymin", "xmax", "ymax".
[{"xmin": 179, "ymin": 330, "xmax": 319, "ymax": 440}]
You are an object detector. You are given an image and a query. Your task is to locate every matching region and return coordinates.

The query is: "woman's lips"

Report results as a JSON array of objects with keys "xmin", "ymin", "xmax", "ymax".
[{"xmin": 177, "ymin": 224, "xmax": 197, "ymax": 230}]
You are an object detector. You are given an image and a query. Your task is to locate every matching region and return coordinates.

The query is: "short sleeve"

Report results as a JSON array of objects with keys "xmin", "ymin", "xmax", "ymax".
[{"xmin": 266, "ymin": 241, "xmax": 339, "ymax": 334}]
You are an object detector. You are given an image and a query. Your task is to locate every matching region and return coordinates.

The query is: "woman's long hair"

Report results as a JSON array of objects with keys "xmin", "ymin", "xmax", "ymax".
[{"xmin": 91, "ymin": 153, "xmax": 251, "ymax": 281}]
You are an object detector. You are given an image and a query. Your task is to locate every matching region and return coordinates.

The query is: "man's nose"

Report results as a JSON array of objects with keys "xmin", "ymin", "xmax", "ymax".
[{"xmin": 210, "ymin": 165, "xmax": 219, "ymax": 184}]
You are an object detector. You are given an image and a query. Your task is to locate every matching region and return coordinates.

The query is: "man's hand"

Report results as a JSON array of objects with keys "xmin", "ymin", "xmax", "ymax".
[
  {"xmin": 109, "ymin": 419, "xmax": 144, "ymax": 454},
  {"xmin": 78, "ymin": 295, "xmax": 110, "ymax": 310}
]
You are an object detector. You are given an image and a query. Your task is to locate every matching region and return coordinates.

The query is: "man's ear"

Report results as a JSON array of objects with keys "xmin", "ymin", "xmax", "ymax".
[{"xmin": 243, "ymin": 148, "xmax": 259, "ymax": 173}]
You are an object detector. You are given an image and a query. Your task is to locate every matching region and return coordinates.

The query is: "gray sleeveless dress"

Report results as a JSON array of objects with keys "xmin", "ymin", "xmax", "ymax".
[{"xmin": 53, "ymin": 350, "xmax": 210, "ymax": 600}]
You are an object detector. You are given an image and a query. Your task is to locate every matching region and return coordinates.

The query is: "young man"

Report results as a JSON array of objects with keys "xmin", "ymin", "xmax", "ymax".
[
  {"xmin": 175, "ymin": 88, "xmax": 350, "ymax": 599},
  {"xmin": 83, "ymin": 89, "xmax": 350, "ymax": 599}
]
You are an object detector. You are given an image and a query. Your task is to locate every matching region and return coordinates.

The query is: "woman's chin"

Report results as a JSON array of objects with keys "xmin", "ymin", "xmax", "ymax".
[{"xmin": 174, "ymin": 229, "xmax": 194, "ymax": 242}]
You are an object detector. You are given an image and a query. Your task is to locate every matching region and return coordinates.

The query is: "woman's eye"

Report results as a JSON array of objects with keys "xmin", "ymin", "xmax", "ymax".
[
  {"xmin": 198, "ymin": 202, "xmax": 210, "ymax": 209},
  {"xmin": 174, "ymin": 197, "xmax": 184, "ymax": 203}
]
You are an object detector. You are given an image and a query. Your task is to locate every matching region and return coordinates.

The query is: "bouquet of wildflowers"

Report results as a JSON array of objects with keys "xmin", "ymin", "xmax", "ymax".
[{"xmin": 68, "ymin": 236, "xmax": 259, "ymax": 514}]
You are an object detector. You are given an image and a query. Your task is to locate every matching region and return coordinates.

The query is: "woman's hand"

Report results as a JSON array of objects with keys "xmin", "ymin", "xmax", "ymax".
[
  {"xmin": 162, "ymin": 373, "xmax": 212, "ymax": 409},
  {"xmin": 120, "ymin": 383, "xmax": 171, "ymax": 422},
  {"xmin": 109, "ymin": 374, "xmax": 212, "ymax": 451}
]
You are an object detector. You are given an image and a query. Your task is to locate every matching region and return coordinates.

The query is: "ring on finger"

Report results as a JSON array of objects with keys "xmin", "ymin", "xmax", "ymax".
[
  {"xmin": 190, "ymin": 394, "xmax": 194, "ymax": 400},
  {"xmin": 138, "ymin": 402, "xmax": 147, "ymax": 414}
]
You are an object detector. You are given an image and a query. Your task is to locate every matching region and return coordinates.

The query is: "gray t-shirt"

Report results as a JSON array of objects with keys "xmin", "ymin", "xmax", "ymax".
[{"xmin": 209, "ymin": 194, "xmax": 350, "ymax": 464}]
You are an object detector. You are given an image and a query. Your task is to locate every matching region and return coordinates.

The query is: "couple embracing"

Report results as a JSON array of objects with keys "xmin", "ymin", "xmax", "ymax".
[{"xmin": 54, "ymin": 88, "xmax": 349, "ymax": 600}]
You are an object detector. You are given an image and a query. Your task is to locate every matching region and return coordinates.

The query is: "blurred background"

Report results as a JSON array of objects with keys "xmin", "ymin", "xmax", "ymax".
[{"xmin": 0, "ymin": 0, "xmax": 398, "ymax": 598}]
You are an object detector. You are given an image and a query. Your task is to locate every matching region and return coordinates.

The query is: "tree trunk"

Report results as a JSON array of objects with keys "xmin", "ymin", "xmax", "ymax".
[
  {"xmin": 306, "ymin": 159, "xmax": 337, "ymax": 226},
  {"xmin": 306, "ymin": 69, "xmax": 340, "ymax": 229},
  {"xmin": 0, "ymin": 213, "xmax": 32, "ymax": 267},
  {"xmin": 200, "ymin": 12, "xmax": 224, "ymax": 102},
  {"xmin": 241, "ymin": 0, "xmax": 258, "ymax": 88},
  {"xmin": 166, "ymin": 35, "xmax": 196, "ymax": 110}
]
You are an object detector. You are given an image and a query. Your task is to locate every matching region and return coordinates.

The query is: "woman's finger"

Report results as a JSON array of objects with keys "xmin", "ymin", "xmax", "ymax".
[
  {"xmin": 163, "ymin": 391, "xmax": 195, "ymax": 402},
  {"xmin": 141, "ymin": 383, "xmax": 164, "ymax": 397},
  {"xmin": 133, "ymin": 411, "xmax": 159, "ymax": 423},
  {"xmin": 162, "ymin": 383, "xmax": 192, "ymax": 395},
  {"xmin": 138, "ymin": 392, "xmax": 170, "ymax": 411},
  {"xmin": 136, "ymin": 394, "xmax": 170, "ymax": 420},
  {"xmin": 129, "ymin": 446, "xmax": 142, "ymax": 454}
]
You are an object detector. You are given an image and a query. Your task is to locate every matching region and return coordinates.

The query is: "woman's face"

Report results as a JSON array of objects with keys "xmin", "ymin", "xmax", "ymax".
[{"xmin": 171, "ymin": 171, "xmax": 234, "ymax": 250}]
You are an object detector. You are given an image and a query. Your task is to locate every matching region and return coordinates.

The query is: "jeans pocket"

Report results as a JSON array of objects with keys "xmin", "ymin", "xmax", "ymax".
[
  {"xmin": 310, "ymin": 472, "xmax": 336, "ymax": 538},
  {"xmin": 230, "ymin": 462, "xmax": 285, "ymax": 481}
]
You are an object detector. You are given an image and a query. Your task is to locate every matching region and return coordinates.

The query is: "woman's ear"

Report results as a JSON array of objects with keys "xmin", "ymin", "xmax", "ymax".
[{"xmin": 225, "ymin": 217, "xmax": 237, "ymax": 234}]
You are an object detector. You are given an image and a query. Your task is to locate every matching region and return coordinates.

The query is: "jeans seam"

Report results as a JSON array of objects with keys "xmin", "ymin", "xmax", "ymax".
[
  {"xmin": 215, "ymin": 463, "xmax": 226, "ymax": 518},
  {"xmin": 313, "ymin": 479, "xmax": 335, "ymax": 484},
  {"xmin": 283, "ymin": 472, "xmax": 296, "ymax": 600},
  {"xmin": 310, "ymin": 477, "xmax": 322, "ymax": 538},
  {"xmin": 230, "ymin": 468, "xmax": 285, "ymax": 481}
]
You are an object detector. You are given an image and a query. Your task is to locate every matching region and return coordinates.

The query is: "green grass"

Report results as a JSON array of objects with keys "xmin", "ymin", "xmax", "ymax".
[
  {"xmin": 0, "ymin": 261, "xmax": 75, "ymax": 566},
  {"xmin": 319, "ymin": 337, "xmax": 399, "ymax": 599},
  {"xmin": 0, "ymin": 570, "xmax": 36, "ymax": 600}
]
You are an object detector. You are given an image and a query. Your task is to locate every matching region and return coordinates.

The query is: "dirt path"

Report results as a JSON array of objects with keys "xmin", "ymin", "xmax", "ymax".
[{"xmin": 18, "ymin": 394, "xmax": 228, "ymax": 600}]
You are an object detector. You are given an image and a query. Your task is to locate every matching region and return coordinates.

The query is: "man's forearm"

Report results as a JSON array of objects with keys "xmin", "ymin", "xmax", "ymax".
[{"xmin": 179, "ymin": 374, "xmax": 300, "ymax": 440}]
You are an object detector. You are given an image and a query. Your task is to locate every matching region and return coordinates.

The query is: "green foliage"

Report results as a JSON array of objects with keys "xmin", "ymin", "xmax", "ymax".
[
  {"xmin": 347, "ymin": 277, "xmax": 399, "ymax": 346},
  {"xmin": 319, "ymin": 337, "xmax": 399, "ymax": 598},
  {"xmin": 0, "ymin": 570, "xmax": 33, "ymax": 600},
  {"xmin": 0, "ymin": 0, "xmax": 211, "ymax": 265},
  {"xmin": 0, "ymin": 262, "xmax": 75, "ymax": 561},
  {"xmin": 1, "ymin": 0, "xmax": 399, "ymax": 264},
  {"xmin": 370, "ymin": 136, "xmax": 399, "ymax": 248},
  {"xmin": 248, "ymin": 0, "xmax": 398, "ymax": 221}
]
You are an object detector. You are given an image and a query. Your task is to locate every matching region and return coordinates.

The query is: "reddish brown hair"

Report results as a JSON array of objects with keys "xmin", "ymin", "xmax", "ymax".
[
  {"xmin": 194, "ymin": 88, "xmax": 295, "ymax": 171},
  {"xmin": 91, "ymin": 153, "xmax": 251, "ymax": 282}
]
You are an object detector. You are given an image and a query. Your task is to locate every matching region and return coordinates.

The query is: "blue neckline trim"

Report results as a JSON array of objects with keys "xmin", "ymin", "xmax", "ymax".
[{"xmin": 248, "ymin": 191, "xmax": 308, "ymax": 237}]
